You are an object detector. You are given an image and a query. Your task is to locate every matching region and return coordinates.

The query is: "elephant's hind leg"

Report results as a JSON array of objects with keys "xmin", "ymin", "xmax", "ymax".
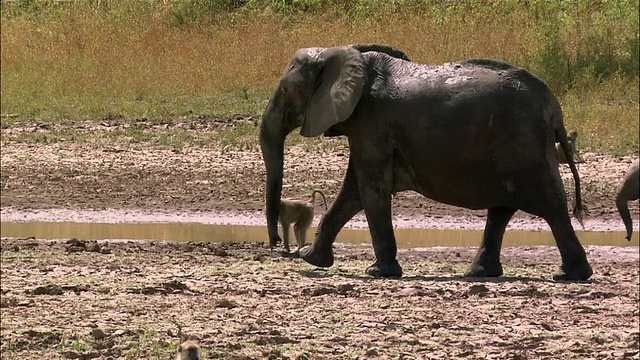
[
  {"xmin": 525, "ymin": 172, "xmax": 592, "ymax": 281},
  {"xmin": 351, "ymin": 151, "xmax": 402, "ymax": 278},
  {"xmin": 544, "ymin": 212, "xmax": 592, "ymax": 281},
  {"xmin": 465, "ymin": 206, "xmax": 516, "ymax": 278},
  {"xmin": 359, "ymin": 185, "xmax": 402, "ymax": 278},
  {"xmin": 300, "ymin": 158, "xmax": 363, "ymax": 268}
]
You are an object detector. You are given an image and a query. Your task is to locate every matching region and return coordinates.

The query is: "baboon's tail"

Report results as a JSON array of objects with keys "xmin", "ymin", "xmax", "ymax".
[
  {"xmin": 556, "ymin": 126, "xmax": 584, "ymax": 228},
  {"xmin": 312, "ymin": 190, "xmax": 329, "ymax": 211}
]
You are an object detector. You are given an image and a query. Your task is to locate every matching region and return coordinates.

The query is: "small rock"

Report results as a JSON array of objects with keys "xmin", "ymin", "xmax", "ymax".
[
  {"xmin": 86, "ymin": 243, "xmax": 101, "ymax": 252},
  {"xmin": 540, "ymin": 322, "xmax": 554, "ymax": 331},
  {"xmin": 265, "ymin": 349, "xmax": 281, "ymax": 359},
  {"xmin": 467, "ymin": 284, "xmax": 489, "ymax": 296},
  {"xmin": 252, "ymin": 254, "xmax": 264, "ymax": 262},
  {"xmin": 272, "ymin": 335, "xmax": 298, "ymax": 344},
  {"xmin": 83, "ymin": 350, "xmax": 101, "ymax": 359},
  {"xmin": 337, "ymin": 283, "xmax": 355, "ymax": 292},
  {"xmin": 254, "ymin": 337, "xmax": 268, "ymax": 346},
  {"xmin": 65, "ymin": 238, "xmax": 85, "ymax": 247},
  {"xmin": 62, "ymin": 351, "xmax": 81, "ymax": 359},
  {"xmin": 397, "ymin": 286, "xmax": 425, "ymax": 297},
  {"xmin": 215, "ymin": 298, "xmax": 238, "ymax": 309},
  {"xmin": 162, "ymin": 280, "xmax": 189, "ymax": 292},
  {"xmin": 90, "ymin": 328, "xmax": 107, "ymax": 340},
  {"xmin": 302, "ymin": 285, "xmax": 337, "ymax": 296},
  {"xmin": 366, "ymin": 348, "xmax": 379, "ymax": 357},
  {"xmin": 30, "ymin": 284, "xmax": 64, "ymax": 295},
  {"xmin": 110, "ymin": 329, "xmax": 128, "ymax": 337},
  {"xmin": 213, "ymin": 247, "xmax": 229, "ymax": 257}
]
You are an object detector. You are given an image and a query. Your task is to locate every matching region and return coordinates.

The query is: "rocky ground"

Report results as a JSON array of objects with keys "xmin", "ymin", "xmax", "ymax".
[
  {"xmin": 1, "ymin": 239, "xmax": 638, "ymax": 359},
  {"xmin": 0, "ymin": 118, "xmax": 639, "ymax": 359}
]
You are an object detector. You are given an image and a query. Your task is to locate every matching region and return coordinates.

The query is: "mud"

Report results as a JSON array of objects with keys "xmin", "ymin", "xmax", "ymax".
[
  {"xmin": 1, "ymin": 238, "xmax": 638, "ymax": 359},
  {"xmin": 1, "ymin": 119, "xmax": 638, "ymax": 230}
]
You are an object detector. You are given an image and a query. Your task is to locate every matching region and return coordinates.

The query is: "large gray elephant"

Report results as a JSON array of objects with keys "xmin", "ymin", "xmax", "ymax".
[
  {"xmin": 616, "ymin": 159, "xmax": 639, "ymax": 240},
  {"xmin": 259, "ymin": 44, "xmax": 593, "ymax": 281}
]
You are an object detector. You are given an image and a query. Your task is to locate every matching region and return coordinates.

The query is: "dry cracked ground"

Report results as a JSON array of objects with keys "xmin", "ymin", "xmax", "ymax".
[
  {"xmin": 1, "ymin": 240, "xmax": 638, "ymax": 359},
  {"xmin": 1, "ymin": 117, "xmax": 639, "ymax": 359}
]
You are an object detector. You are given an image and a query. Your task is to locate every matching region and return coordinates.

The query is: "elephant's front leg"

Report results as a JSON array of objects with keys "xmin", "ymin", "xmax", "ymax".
[
  {"xmin": 299, "ymin": 157, "xmax": 363, "ymax": 268},
  {"xmin": 352, "ymin": 147, "xmax": 402, "ymax": 278}
]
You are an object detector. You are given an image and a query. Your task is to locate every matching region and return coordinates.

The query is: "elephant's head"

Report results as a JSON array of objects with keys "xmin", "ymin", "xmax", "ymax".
[{"xmin": 259, "ymin": 46, "xmax": 367, "ymax": 245}]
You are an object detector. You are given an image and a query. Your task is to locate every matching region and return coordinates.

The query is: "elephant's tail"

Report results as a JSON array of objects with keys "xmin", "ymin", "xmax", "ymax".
[{"xmin": 556, "ymin": 127, "xmax": 585, "ymax": 228}]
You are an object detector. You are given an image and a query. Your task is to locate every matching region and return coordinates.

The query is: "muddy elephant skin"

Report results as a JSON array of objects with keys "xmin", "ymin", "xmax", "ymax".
[{"xmin": 259, "ymin": 44, "xmax": 592, "ymax": 281}]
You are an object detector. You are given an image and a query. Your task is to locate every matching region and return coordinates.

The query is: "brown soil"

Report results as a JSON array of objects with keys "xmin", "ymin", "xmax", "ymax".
[
  {"xmin": 1, "ymin": 239, "xmax": 638, "ymax": 359},
  {"xmin": 1, "ymin": 119, "xmax": 639, "ymax": 359},
  {"xmin": 0, "ymin": 119, "xmax": 638, "ymax": 229}
]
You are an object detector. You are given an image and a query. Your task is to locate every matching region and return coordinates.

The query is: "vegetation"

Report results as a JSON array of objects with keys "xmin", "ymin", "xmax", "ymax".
[{"xmin": 1, "ymin": 0, "xmax": 638, "ymax": 153}]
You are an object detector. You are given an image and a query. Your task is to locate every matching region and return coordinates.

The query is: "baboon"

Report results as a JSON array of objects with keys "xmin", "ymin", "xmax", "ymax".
[
  {"xmin": 277, "ymin": 190, "xmax": 328, "ymax": 254},
  {"xmin": 556, "ymin": 130, "xmax": 584, "ymax": 164},
  {"xmin": 176, "ymin": 340, "xmax": 201, "ymax": 360}
]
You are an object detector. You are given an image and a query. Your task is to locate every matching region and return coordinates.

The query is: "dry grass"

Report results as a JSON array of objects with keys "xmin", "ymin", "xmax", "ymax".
[{"xmin": 0, "ymin": 0, "xmax": 638, "ymax": 153}]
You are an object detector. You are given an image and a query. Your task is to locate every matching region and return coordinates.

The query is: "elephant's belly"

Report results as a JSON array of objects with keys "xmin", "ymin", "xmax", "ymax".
[
  {"xmin": 412, "ymin": 177, "xmax": 506, "ymax": 210},
  {"xmin": 392, "ymin": 147, "xmax": 525, "ymax": 210}
]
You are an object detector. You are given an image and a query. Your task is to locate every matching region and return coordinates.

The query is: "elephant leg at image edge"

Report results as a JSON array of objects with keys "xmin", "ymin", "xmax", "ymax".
[
  {"xmin": 299, "ymin": 159, "xmax": 363, "ymax": 268},
  {"xmin": 465, "ymin": 207, "xmax": 517, "ymax": 277}
]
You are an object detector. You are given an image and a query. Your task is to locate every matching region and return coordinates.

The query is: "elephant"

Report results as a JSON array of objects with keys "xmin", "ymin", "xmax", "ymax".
[
  {"xmin": 259, "ymin": 44, "xmax": 593, "ymax": 281},
  {"xmin": 615, "ymin": 159, "xmax": 639, "ymax": 240}
]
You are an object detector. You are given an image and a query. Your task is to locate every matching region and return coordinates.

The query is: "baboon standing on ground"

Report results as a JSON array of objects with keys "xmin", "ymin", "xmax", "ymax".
[
  {"xmin": 556, "ymin": 130, "xmax": 584, "ymax": 164},
  {"xmin": 276, "ymin": 190, "xmax": 328, "ymax": 254}
]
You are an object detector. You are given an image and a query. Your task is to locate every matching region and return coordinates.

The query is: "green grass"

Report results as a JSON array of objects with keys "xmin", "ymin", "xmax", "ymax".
[{"xmin": 1, "ymin": 0, "xmax": 638, "ymax": 153}]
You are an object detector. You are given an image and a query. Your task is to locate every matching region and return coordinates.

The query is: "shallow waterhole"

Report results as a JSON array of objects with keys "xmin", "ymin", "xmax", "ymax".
[{"xmin": 1, "ymin": 221, "xmax": 636, "ymax": 247}]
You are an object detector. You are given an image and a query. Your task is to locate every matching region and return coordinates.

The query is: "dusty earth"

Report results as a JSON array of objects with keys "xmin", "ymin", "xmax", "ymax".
[
  {"xmin": 1, "ymin": 239, "xmax": 638, "ymax": 359},
  {"xmin": 1, "ymin": 117, "xmax": 639, "ymax": 359},
  {"xmin": 0, "ymin": 117, "xmax": 638, "ymax": 229}
]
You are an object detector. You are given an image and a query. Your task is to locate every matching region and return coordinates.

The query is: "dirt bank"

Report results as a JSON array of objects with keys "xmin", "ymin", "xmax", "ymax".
[{"xmin": 1, "ymin": 119, "xmax": 638, "ymax": 230}]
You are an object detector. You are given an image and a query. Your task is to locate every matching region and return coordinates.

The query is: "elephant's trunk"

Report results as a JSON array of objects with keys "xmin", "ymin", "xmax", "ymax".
[
  {"xmin": 260, "ymin": 98, "xmax": 287, "ymax": 245},
  {"xmin": 616, "ymin": 195, "xmax": 633, "ymax": 241}
]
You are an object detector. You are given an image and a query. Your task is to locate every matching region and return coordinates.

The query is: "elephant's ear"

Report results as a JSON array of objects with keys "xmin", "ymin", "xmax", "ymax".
[{"xmin": 301, "ymin": 46, "xmax": 365, "ymax": 137}]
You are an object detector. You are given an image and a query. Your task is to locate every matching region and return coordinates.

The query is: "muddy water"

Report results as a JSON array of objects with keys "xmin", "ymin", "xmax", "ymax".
[{"xmin": 1, "ymin": 221, "xmax": 637, "ymax": 247}]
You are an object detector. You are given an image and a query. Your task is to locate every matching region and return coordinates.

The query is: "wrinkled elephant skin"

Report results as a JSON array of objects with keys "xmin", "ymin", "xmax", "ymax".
[{"xmin": 260, "ymin": 44, "xmax": 592, "ymax": 281}]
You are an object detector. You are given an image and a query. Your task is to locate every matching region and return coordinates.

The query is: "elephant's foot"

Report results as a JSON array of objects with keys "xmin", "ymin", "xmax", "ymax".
[
  {"xmin": 269, "ymin": 235, "xmax": 282, "ymax": 249},
  {"xmin": 299, "ymin": 244, "xmax": 334, "ymax": 268},
  {"xmin": 553, "ymin": 262, "xmax": 593, "ymax": 281},
  {"xmin": 365, "ymin": 260, "xmax": 403, "ymax": 278},
  {"xmin": 283, "ymin": 250, "xmax": 300, "ymax": 258},
  {"xmin": 464, "ymin": 261, "xmax": 503, "ymax": 278}
]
